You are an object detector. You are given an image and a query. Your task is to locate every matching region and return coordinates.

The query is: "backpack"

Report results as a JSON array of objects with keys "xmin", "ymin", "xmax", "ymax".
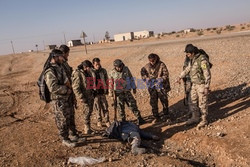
[
  {"xmin": 37, "ymin": 53, "xmax": 56, "ymax": 103},
  {"xmin": 37, "ymin": 66, "xmax": 57, "ymax": 103},
  {"xmin": 199, "ymin": 49, "xmax": 213, "ymax": 68}
]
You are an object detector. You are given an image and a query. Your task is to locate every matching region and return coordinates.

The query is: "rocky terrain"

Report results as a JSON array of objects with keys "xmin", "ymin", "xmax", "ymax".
[{"xmin": 0, "ymin": 32, "xmax": 249, "ymax": 167}]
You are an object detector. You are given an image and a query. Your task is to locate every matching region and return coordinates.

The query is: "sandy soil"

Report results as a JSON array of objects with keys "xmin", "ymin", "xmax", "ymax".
[{"xmin": 0, "ymin": 32, "xmax": 250, "ymax": 167}]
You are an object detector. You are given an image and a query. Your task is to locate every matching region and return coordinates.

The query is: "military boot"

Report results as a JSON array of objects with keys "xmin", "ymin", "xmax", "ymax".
[
  {"xmin": 137, "ymin": 117, "xmax": 146, "ymax": 125},
  {"xmin": 131, "ymin": 137, "xmax": 146, "ymax": 155},
  {"xmin": 186, "ymin": 111, "xmax": 200, "ymax": 126},
  {"xmin": 152, "ymin": 116, "xmax": 161, "ymax": 124},
  {"xmin": 70, "ymin": 134, "xmax": 86, "ymax": 143},
  {"xmin": 62, "ymin": 138, "xmax": 77, "ymax": 148},
  {"xmin": 197, "ymin": 115, "xmax": 208, "ymax": 129},
  {"xmin": 84, "ymin": 124, "xmax": 94, "ymax": 135},
  {"xmin": 163, "ymin": 108, "xmax": 169, "ymax": 116}
]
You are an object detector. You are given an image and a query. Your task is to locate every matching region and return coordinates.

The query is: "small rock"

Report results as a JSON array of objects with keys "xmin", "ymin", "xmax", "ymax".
[
  {"xmin": 216, "ymin": 132, "xmax": 226, "ymax": 137},
  {"xmin": 108, "ymin": 157, "xmax": 113, "ymax": 162}
]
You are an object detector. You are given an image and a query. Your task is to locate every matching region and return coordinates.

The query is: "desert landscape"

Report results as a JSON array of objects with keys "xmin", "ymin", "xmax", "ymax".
[{"xmin": 0, "ymin": 27, "xmax": 250, "ymax": 167}]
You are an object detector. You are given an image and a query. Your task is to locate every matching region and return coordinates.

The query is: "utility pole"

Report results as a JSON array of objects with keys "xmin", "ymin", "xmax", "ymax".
[
  {"xmin": 43, "ymin": 40, "xmax": 45, "ymax": 50},
  {"xmin": 10, "ymin": 41, "xmax": 15, "ymax": 54},
  {"xmin": 63, "ymin": 32, "xmax": 67, "ymax": 45},
  {"xmin": 35, "ymin": 44, "xmax": 38, "ymax": 53},
  {"xmin": 93, "ymin": 34, "xmax": 96, "ymax": 43},
  {"xmin": 80, "ymin": 31, "xmax": 88, "ymax": 54}
]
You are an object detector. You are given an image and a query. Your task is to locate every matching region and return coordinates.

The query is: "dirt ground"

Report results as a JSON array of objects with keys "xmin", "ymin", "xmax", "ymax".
[{"xmin": 0, "ymin": 32, "xmax": 250, "ymax": 167}]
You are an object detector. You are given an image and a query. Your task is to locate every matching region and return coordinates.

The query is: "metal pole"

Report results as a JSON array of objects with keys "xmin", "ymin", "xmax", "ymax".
[
  {"xmin": 93, "ymin": 34, "xmax": 96, "ymax": 43},
  {"xmin": 43, "ymin": 40, "xmax": 45, "ymax": 50},
  {"xmin": 63, "ymin": 32, "xmax": 67, "ymax": 45},
  {"xmin": 10, "ymin": 41, "xmax": 15, "ymax": 54},
  {"xmin": 83, "ymin": 37, "xmax": 87, "ymax": 54}
]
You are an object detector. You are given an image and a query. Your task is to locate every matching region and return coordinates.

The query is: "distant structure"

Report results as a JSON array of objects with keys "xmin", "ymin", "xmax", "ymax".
[
  {"xmin": 46, "ymin": 45, "xmax": 57, "ymax": 50},
  {"xmin": 114, "ymin": 30, "xmax": 154, "ymax": 42},
  {"xmin": 114, "ymin": 32, "xmax": 134, "ymax": 42},
  {"xmin": 67, "ymin": 40, "xmax": 82, "ymax": 47},
  {"xmin": 184, "ymin": 29, "xmax": 191, "ymax": 34},
  {"xmin": 134, "ymin": 30, "xmax": 154, "ymax": 39}
]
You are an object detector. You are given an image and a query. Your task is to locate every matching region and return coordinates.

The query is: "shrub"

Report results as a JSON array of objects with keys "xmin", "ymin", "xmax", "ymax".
[
  {"xmin": 216, "ymin": 29, "xmax": 222, "ymax": 34},
  {"xmin": 197, "ymin": 31, "xmax": 203, "ymax": 36},
  {"xmin": 190, "ymin": 28, "xmax": 196, "ymax": 32},
  {"xmin": 176, "ymin": 34, "xmax": 180, "ymax": 37},
  {"xmin": 241, "ymin": 26, "xmax": 245, "ymax": 30},
  {"xmin": 225, "ymin": 25, "xmax": 235, "ymax": 31}
]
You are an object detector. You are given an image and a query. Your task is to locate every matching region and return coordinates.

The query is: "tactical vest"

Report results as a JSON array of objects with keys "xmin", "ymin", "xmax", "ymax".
[
  {"xmin": 189, "ymin": 54, "xmax": 207, "ymax": 85},
  {"xmin": 72, "ymin": 69, "xmax": 94, "ymax": 97},
  {"xmin": 110, "ymin": 66, "xmax": 134, "ymax": 92},
  {"xmin": 144, "ymin": 61, "xmax": 171, "ymax": 92}
]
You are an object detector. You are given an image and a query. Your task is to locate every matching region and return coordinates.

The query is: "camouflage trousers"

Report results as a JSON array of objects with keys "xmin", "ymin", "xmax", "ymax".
[
  {"xmin": 189, "ymin": 83, "xmax": 208, "ymax": 120},
  {"xmin": 52, "ymin": 99, "xmax": 77, "ymax": 140},
  {"xmin": 82, "ymin": 98, "xmax": 94, "ymax": 125},
  {"xmin": 148, "ymin": 88, "xmax": 169, "ymax": 118},
  {"xmin": 94, "ymin": 94, "xmax": 109, "ymax": 123},
  {"xmin": 115, "ymin": 91, "xmax": 142, "ymax": 121}
]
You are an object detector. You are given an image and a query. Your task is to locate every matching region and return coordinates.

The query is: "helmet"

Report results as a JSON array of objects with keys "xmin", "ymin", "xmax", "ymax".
[{"xmin": 113, "ymin": 59, "xmax": 124, "ymax": 67}]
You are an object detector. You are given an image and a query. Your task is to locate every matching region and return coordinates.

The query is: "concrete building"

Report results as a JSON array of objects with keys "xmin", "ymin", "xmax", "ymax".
[
  {"xmin": 134, "ymin": 30, "xmax": 154, "ymax": 39},
  {"xmin": 67, "ymin": 40, "xmax": 82, "ymax": 47},
  {"xmin": 114, "ymin": 32, "xmax": 134, "ymax": 42},
  {"xmin": 184, "ymin": 29, "xmax": 191, "ymax": 34},
  {"xmin": 114, "ymin": 30, "xmax": 154, "ymax": 41}
]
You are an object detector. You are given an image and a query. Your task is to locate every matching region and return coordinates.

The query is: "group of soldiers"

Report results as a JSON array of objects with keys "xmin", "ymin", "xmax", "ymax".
[{"xmin": 43, "ymin": 43, "xmax": 211, "ymax": 149}]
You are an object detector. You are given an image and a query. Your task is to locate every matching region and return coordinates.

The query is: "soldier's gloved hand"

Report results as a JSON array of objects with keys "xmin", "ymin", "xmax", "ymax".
[
  {"xmin": 204, "ymin": 88, "xmax": 209, "ymax": 95},
  {"xmin": 81, "ymin": 98, "xmax": 87, "ymax": 104},
  {"xmin": 66, "ymin": 89, "xmax": 72, "ymax": 95},
  {"xmin": 133, "ymin": 89, "xmax": 136, "ymax": 94}
]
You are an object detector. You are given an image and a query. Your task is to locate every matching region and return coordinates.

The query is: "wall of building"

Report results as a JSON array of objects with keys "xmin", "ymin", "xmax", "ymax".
[
  {"xmin": 68, "ymin": 40, "xmax": 82, "ymax": 47},
  {"xmin": 114, "ymin": 32, "xmax": 133, "ymax": 42}
]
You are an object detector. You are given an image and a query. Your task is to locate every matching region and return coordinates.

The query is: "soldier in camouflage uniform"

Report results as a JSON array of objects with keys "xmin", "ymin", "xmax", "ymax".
[
  {"xmin": 109, "ymin": 59, "xmax": 145, "ymax": 125},
  {"xmin": 44, "ymin": 49, "xmax": 80, "ymax": 147},
  {"xmin": 59, "ymin": 45, "xmax": 82, "ymax": 141},
  {"xmin": 141, "ymin": 53, "xmax": 171, "ymax": 122},
  {"xmin": 92, "ymin": 58, "xmax": 110, "ymax": 127},
  {"xmin": 177, "ymin": 44, "xmax": 211, "ymax": 129},
  {"xmin": 72, "ymin": 60, "xmax": 95, "ymax": 134}
]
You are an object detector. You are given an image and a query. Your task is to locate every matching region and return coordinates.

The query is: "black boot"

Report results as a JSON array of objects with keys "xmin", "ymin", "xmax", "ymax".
[{"xmin": 137, "ymin": 117, "xmax": 146, "ymax": 125}]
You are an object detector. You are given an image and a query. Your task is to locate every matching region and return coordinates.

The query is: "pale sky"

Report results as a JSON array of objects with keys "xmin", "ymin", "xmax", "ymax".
[{"xmin": 0, "ymin": 0, "xmax": 250, "ymax": 55}]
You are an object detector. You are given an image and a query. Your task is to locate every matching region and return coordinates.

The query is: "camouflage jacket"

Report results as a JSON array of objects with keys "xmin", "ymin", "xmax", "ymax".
[
  {"xmin": 92, "ymin": 67, "xmax": 109, "ymax": 94},
  {"xmin": 109, "ymin": 66, "xmax": 136, "ymax": 94},
  {"xmin": 62, "ymin": 61, "xmax": 73, "ymax": 84},
  {"xmin": 180, "ymin": 53, "xmax": 211, "ymax": 88},
  {"xmin": 72, "ymin": 69, "xmax": 94, "ymax": 100},
  {"xmin": 141, "ymin": 60, "xmax": 171, "ymax": 91},
  {"xmin": 44, "ymin": 63, "xmax": 70, "ymax": 100}
]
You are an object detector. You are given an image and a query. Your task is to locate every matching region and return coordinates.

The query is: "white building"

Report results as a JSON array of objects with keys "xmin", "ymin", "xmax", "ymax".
[
  {"xmin": 114, "ymin": 32, "xmax": 134, "ymax": 42},
  {"xmin": 67, "ymin": 40, "xmax": 82, "ymax": 47},
  {"xmin": 134, "ymin": 30, "xmax": 154, "ymax": 39},
  {"xmin": 114, "ymin": 30, "xmax": 154, "ymax": 41},
  {"xmin": 184, "ymin": 29, "xmax": 191, "ymax": 34}
]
